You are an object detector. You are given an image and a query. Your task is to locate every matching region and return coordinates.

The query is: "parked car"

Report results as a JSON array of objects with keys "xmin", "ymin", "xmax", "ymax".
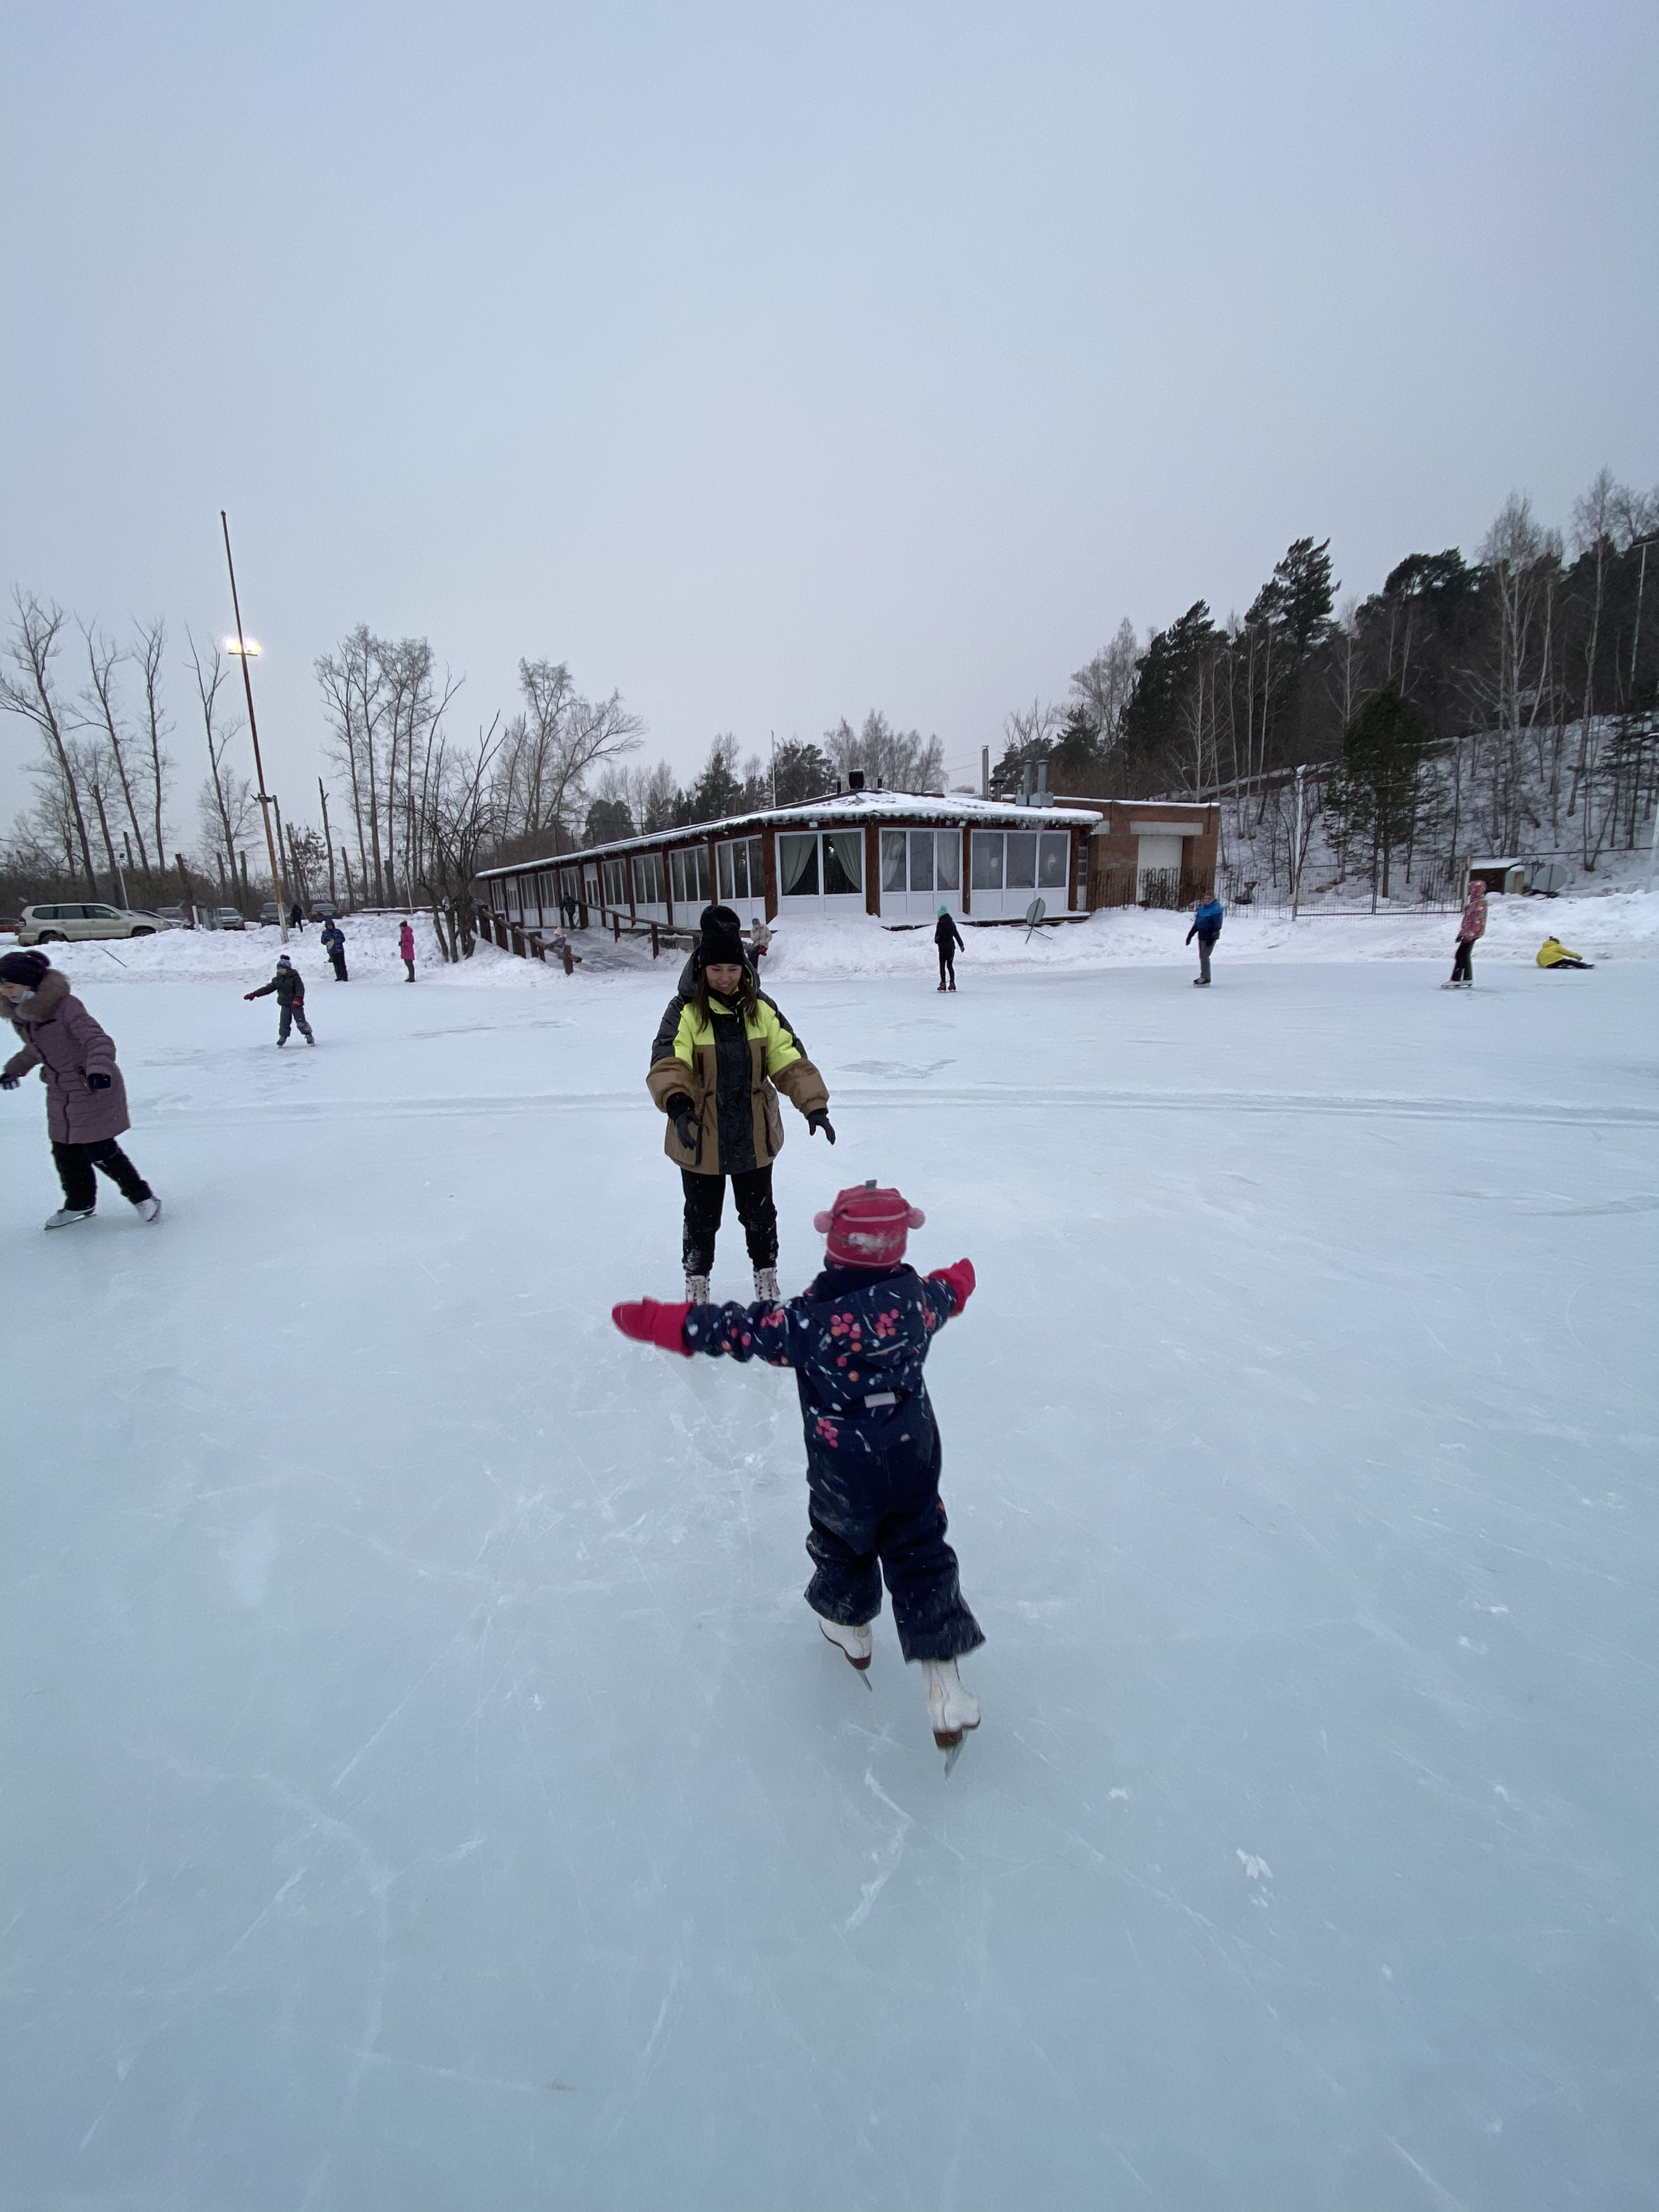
[
  {"xmin": 214, "ymin": 908, "xmax": 248, "ymax": 932},
  {"xmin": 311, "ymin": 900, "xmax": 337, "ymax": 921},
  {"xmin": 15, "ymin": 901, "xmax": 182, "ymax": 944},
  {"xmin": 258, "ymin": 901, "xmax": 280, "ymax": 925},
  {"xmin": 154, "ymin": 903, "xmax": 194, "ymax": 926}
]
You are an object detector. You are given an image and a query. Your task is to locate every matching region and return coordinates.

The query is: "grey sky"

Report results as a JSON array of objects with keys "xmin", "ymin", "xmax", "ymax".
[{"xmin": 3, "ymin": 0, "xmax": 1655, "ymax": 830}]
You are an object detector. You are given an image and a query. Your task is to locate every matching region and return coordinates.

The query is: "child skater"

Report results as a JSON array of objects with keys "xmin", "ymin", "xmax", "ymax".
[{"xmin": 613, "ymin": 1180, "xmax": 984, "ymax": 1751}]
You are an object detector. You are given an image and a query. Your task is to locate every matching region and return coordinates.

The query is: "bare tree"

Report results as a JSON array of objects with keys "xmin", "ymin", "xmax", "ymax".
[
  {"xmin": 490, "ymin": 658, "xmax": 644, "ymax": 853},
  {"xmin": 1070, "ymin": 619, "xmax": 1139, "ymax": 754},
  {"xmin": 133, "ymin": 617, "xmax": 172, "ymax": 871},
  {"xmin": 80, "ymin": 624, "xmax": 155, "ymax": 879},
  {"xmin": 418, "ymin": 715, "xmax": 506, "ymax": 958},
  {"xmin": 821, "ymin": 710, "xmax": 945, "ymax": 793},
  {"xmin": 1, "ymin": 591, "xmax": 99, "ymax": 894}
]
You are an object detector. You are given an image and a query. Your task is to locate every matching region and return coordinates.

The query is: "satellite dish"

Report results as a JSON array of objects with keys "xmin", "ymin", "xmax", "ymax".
[{"xmin": 1024, "ymin": 896, "xmax": 1046, "ymax": 940}]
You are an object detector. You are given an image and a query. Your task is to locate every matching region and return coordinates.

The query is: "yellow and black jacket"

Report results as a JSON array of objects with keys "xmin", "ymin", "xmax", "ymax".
[{"xmin": 647, "ymin": 981, "xmax": 829, "ymax": 1176}]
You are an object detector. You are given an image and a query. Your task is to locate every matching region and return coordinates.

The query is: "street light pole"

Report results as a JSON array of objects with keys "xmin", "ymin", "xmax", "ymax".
[
  {"xmin": 220, "ymin": 511, "xmax": 289, "ymax": 944},
  {"xmin": 1292, "ymin": 763, "xmax": 1306, "ymax": 919}
]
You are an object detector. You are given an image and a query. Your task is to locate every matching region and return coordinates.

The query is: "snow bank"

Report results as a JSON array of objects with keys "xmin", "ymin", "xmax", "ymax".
[{"xmin": 19, "ymin": 887, "xmax": 1657, "ymax": 997}]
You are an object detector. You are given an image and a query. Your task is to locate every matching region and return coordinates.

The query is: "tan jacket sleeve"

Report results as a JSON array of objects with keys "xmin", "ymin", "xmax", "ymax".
[{"xmin": 772, "ymin": 1055, "xmax": 828, "ymax": 1118}]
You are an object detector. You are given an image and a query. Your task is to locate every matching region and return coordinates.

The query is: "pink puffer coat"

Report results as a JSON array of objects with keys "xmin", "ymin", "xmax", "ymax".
[
  {"xmin": 1459, "ymin": 882, "xmax": 1488, "ymax": 941},
  {"xmin": 2, "ymin": 970, "xmax": 132, "ymax": 1143}
]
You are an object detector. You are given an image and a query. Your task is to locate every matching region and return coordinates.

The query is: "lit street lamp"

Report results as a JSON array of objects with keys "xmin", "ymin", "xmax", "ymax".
[{"xmin": 218, "ymin": 514, "xmax": 288, "ymax": 943}]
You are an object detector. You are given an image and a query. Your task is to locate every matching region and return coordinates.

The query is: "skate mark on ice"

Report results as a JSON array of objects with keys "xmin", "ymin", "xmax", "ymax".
[{"xmin": 846, "ymin": 1769, "xmax": 915, "ymax": 1929}]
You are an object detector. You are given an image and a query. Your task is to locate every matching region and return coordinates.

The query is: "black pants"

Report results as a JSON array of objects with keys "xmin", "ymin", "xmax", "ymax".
[
  {"xmin": 938, "ymin": 945, "xmax": 956, "ymax": 985},
  {"xmin": 278, "ymin": 1003, "xmax": 314, "ymax": 1042},
  {"xmin": 52, "ymin": 1138, "xmax": 152, "ymax": 1212},
  {"xmin": 329, "ymin": 953, "xmax": 348, "ymax": 980},
  {"xmin": 804, "ymin": 1418, "xmax": 984, "ymax": 1662},
  {"xmin": 1451, "ymin": 936, "xmax": 1474, "ymax": 983},
  {"xmin": 403, "ymin": 959, "xmax": 415, "ymax": 981},
  {"xmin": 681, "ymin": 1165, "xmax": 777, "ymax": 1277}
]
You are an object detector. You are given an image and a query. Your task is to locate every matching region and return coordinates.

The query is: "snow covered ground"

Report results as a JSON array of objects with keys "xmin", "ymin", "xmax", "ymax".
[{"xmin": 2, "ymin": 941, "xmax": 1656, "ymax": 2210}]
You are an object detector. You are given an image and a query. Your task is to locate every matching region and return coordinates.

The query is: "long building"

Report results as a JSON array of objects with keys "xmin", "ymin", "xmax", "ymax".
[{"xmin": 476, "ymin": 781, "xmax": 1218, "ymax": 944}]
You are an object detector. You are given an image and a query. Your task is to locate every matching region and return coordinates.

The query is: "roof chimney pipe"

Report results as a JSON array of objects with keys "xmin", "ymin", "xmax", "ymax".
[
  {"xmin": 847, "ymin": 769, "xmax": 866, "ymax": 792},
  {"xmin": 1036, "ymin": 759, "xmax": 1049, "ymax": 806}
]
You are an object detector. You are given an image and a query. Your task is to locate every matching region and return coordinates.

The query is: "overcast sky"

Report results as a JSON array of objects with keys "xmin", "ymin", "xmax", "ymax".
[{"xmin": 2, "ymin": 0, "xmax": 1655, "ymax": 831}]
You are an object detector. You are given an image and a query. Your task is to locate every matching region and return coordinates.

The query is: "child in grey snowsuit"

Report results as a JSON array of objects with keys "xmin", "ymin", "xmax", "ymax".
[
  {"xmin": 613, "ymin": 1180, "xmax": 984, "ymax": 1749},
  {"xmin": 245, "ymin": 956, "xmax": 314, "ymax": 1044}
]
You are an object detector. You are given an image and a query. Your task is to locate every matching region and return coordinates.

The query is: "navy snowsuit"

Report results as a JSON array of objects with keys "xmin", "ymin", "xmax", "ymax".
[{"xmin": 684, "ymin": 1261, "xmax": 984, "ymax": 1661}]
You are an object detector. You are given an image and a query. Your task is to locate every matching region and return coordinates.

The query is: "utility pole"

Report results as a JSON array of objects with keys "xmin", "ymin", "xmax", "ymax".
[
  {"xmin": 1292, "ymin": 763, "xmax": 1306, "ymax": 919},
  {"xmin": 271, "ymin": 789, "xmax": 289, "ymax": 916},
  {"xmin": 220, "ymin": 511, "xmax": 289, "ymax": 943},
  {"xmin": 319, "ymin": 780, "xmax": 338, "ymax": 906}
]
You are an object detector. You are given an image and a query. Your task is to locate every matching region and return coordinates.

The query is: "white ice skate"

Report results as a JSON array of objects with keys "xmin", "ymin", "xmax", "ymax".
[
  {"xmin": 922, "ymin": 1657, "xmax": 980, "ymax": 1750},
  {"xmin": 819, "ymin": 1616, "xmax": 873, "ymax": 1671},
  {"xmin": 136, "ymin": 1197, "xmax": 161, "ymax": 1223},
  {"xmin": 44, "ymin": 1207, "xmax": 94, "ymax": 1231},
  {"xmin": 685, "ymin": 1272, "xmax": 710, "ymax": 1305},
  {"xmin": 753, "ymin": 1265, "xmax": 781, "ymax": 1306}
]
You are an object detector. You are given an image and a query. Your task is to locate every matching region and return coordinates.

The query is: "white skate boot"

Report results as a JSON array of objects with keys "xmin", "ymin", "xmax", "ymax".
[
  {"xmin": 685, "ymin": 1273, "xmax": 710, "ymax": 1305},
  {"xmin": 753, "ymin": 1265, "xmax": 781, "ymax": 1305},
  {"xmin": 922, "ymin": 1657, "xmax": 980, "ymax": 1748},
  {"xmin": 819, "ymin": 1616, "xmax": 873, "ymax": 1671},
  {"xmin": 44, "ymin": 1207, "xmax": 94, "ymax": 1231},
  {"xmin": 136, "ymin": 1197, "xmax": 161, "ymax": 1223}
]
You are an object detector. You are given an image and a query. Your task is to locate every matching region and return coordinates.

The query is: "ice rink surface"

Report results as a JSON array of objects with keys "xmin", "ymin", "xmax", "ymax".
[{"xmin": 3, "ymin": 949, "xmax": 1656, "ymax": 2211}]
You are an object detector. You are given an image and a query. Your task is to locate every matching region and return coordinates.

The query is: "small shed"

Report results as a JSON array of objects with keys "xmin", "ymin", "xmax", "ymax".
[{"xmin": 1470, "ymin": 858, "xmax": 1526, "ymax": 895}]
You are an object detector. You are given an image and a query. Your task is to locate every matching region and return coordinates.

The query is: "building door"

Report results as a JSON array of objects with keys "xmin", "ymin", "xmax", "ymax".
[{"xmin": 1135, "ymin": 833, "xmax": 1184, "ymax": 906}]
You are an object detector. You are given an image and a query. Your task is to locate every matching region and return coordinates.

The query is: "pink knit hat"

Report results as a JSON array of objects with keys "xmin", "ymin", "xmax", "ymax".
[{"xmin": 814, "ymin": 1180, "xmax": 926, "ymax": 1268}]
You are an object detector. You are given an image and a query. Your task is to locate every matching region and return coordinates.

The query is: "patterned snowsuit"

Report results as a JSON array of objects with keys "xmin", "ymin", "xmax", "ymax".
[{"xmin": 684, "ymin": 1261, "xmax": 984, "ymax": 1662}]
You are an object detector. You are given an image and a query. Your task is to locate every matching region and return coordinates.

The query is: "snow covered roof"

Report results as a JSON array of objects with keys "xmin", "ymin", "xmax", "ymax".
[{"xmin": 477, "ymin": 788, "xmax": 1102, "ymax": 880}]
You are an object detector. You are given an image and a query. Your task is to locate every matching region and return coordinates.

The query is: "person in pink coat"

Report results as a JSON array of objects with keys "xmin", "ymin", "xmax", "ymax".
[
  {"xmin": 398, "ymin": 919, "xmax": 416, "ymax": 982},
  {"xmin": 0, "ymin": 949, "xmax": 161, "ymax": 1229},
  {"xmin": 1446, "ymin": 876, "xmax": 1488, "ymax": 989}
]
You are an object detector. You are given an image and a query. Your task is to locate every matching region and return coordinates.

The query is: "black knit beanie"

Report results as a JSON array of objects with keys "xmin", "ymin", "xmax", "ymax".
[
  {"xmin": 696, "ymin": 904, "xmax": 747, "ymax": 969},
  {"xmin": 0, "ymin": 949, "xmax": 50, "ymax": 989}
]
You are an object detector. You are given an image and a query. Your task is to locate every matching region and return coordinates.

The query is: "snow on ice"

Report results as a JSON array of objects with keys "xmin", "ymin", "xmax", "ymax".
[{"xmin": 2, "ymin": 913, "xmax": 1656, "ymax": 2210}]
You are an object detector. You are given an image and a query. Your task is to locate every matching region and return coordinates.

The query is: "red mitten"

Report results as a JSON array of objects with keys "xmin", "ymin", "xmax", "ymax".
[
  {"xmin": 612, "ymin": 1299, "xmax": 694, "ymax": 1356},
  {"xmin": 927, "ymin": 1258, "xmax": 976, "ymax": 1311}
]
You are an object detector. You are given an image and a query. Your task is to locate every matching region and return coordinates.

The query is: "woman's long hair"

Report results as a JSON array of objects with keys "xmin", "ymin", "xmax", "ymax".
[{"xmin": 693, "ymin": 959, "xmax": 757, "ymax": 1028}]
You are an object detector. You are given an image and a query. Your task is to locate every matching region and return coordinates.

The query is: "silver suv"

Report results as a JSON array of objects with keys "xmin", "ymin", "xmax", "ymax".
[{"xmin": 15, "ymin": 901, "xmax": 183, "ymax": 944}]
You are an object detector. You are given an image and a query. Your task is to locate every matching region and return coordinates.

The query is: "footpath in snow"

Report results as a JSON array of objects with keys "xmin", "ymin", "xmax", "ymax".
[{"xmin": 1, "ymin": 945, "xmax": 1656, "ymax": 2212}]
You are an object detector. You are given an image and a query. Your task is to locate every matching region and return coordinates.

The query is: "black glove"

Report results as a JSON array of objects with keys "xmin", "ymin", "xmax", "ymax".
[
  {"xmin": 665, "ymin": 1094, "xmax": 698, "ymax": 1152},
  {"xmin": 86, "ymin": 1072, "xmax": 112, "ymax": 1092},
  {"xmin": 808, "ymin": 1109, "xmax": 836, "ymax": 1144},
  {"xmin": 1, "ymin": 1073, "xmax": 19, "ymax": 1091}
]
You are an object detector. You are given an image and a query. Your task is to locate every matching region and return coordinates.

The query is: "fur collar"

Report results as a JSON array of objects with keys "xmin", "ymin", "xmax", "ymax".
[{"xmin": 7, "ymin": 970, "xmax": 70, "ymax": 1025}]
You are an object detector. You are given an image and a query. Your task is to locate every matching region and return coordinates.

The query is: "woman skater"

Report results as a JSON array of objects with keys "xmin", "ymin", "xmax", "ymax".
[
  {"xmin": 0, "ymin": 950, "xmax": 161, "ymax": 1230},
  {"xmin": 934, "ymin": 905, "xmax": 963, "ymax": 991},
  {"xmin": 648, "ymin": 903, "xmax": 835, "ymax": 1304}
]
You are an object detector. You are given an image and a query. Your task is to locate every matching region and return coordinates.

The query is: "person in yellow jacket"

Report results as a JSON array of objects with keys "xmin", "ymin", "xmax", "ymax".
[
  {"xmin": 647, "ymin": 904, "xmax": 834, "ymax": 1304},
  {"xmin": 1536, "ymin": 936, "xmax": 1593, "ymax": 970}
]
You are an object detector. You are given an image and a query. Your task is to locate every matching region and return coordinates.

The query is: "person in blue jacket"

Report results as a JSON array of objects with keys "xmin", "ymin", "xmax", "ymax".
[
  {"xmin": 612, "ymin": 1178, "xmax": 984, "ymax": 1751},
  {"xmin": 1186, "ymin": 894, "xmax": 1223, "ymax": 986}
]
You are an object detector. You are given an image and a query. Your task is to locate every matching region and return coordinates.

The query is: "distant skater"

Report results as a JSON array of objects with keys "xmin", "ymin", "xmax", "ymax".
[
  {"xmin": 748, "ymin": 917, "xmax": 772, "ymax": 970},
  {"xmin": 399, "ymin": 920, "xmax": 416, "ymax": 982},
  {"xmin": 321, "ymin": 918, "xmax": 348, "ymax": 980},
  {"xmin": 1537, "ymin": 936, "xmax": 1593, "ymax": 971},
  {"xmin": 1444, "ymin": 876, "xmax": 1487, "ymax": 989},
  {"xmin": 289, "ymin": 902, "xmax": 304, "ymax": 933},
  {"xmin": 0, "ymin": 949, "xmax": 161, "ymax": 1230},
  {"xmin": 613, "ymin": 1180, "xmax": 985, "ymax": 1752},
  {"xmin": 561, "ymin": 891, "xmax": 579, "ymax": 928},
  {"xmin": 1186, "ymin": 894, "xmax": 1223, "ymax": 985},
  {"xmin": 245, "ymin": 954, "xmax": 314, "ymax": 1045},
  {"xmin": 934, "ymin": 906, "xmax": 963, "ymax": 991}
]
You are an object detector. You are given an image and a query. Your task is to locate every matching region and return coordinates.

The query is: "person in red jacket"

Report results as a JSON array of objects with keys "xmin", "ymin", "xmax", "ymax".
[
  {"xmin": 1444, "ymin": 876, "xmax": 1488, "ymax": 989},
  {"xmin": 614, "ymin": 1180, "xmax": 984, "ymax": 1751},
  {"xmin": 398, "ymin": 920, "xmax": 416, "ymax": 981}
]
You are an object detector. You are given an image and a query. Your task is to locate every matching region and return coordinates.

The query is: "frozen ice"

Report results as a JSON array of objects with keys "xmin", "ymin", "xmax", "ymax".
[{"xmin": 2, "ymin": 928, "xmax": 1656, "ymax": 2210}]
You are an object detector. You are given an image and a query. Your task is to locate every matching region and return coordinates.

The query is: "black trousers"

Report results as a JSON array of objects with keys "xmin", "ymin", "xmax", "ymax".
[
  {"xmin": 1451, "ymin": 935, "xmax": 1474, "ymax": 983},
  {"xmin": 52, "ymin": 1138, "xmax": 152, "ymax": 1212},
  {"xmin": 681, "ymin": 1165, "xmax": 777, "ymax": 1277},
  {"xmin": 329, "ymin": 953, "xmax": 348, "ymax": 980},
  {"xmin": 938, "ymin": 944, "xmax": 956, "ymax": 984},
  {"xmin": 804, "ymin": 1418, "xmax": 984, "ymax": 1662}
]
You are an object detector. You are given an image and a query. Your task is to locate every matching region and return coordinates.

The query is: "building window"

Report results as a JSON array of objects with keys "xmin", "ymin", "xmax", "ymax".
[
  {"xmin": 602, "ymin": 859, "xmax": 629, "ymax": 907},
  {"xmin": 778, "ymin": 833, "xmax": 819, "ymax": 896},
  {"xmin": 633, "ymin": 853, "xmax": 664, "ymax": 906},
  {"xmin": 669, "ymin": 847, "xmax": 710, "ymax": 907},
  {"xmin": 1039, "ymin": 832, "xmax": 1069, "ymax": 890},
  {"xmin": 880, "ymin": 828, "xmax": 960, "ymax": 894},
  {"xmin": 715, "ymin": 836, "xmax": 764, "ymax": 900},
  {"xmin": 881, "ymin": 831, "xmax": 907, "ymax": 892},
  {"xmin": 821, "ymin": 830, "xmax": 863, "ymax": 895},
  {"xmin": 971, "ymin": 831, "xmax": 1003, "ymax": 889},
  {"xmin": 1006, "ymin": 831, "xmax": 1037, "ymax": 890}
]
